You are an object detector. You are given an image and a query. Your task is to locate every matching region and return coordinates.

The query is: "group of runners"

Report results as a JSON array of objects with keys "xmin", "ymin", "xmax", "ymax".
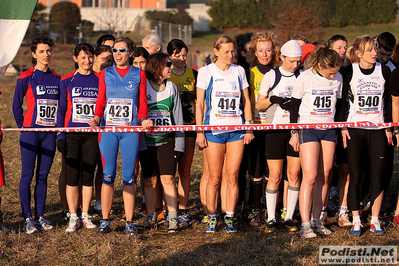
[{"xmin": 8, "ymin": 29, "xmax": 399, "ymax": 238}]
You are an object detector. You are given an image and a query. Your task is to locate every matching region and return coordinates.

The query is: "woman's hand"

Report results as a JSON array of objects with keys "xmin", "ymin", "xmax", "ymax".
[
  {"xmin": 244, "ymin": 130, "xmax": 254, "ymax": 145},
  {"xmin": 88, "ymin": 116, "xmax": 100, "ymax": 127},
  {"xmin": 385, "ymin": 128, "xmax": 393, "ymax": 146},
  {"xmin": 341, "ymin": 128, "xmax": 351, "ymax": 148},
  {"xmin": 196, "ymin": 132, "xmax": 208, "ymax": 148},
  {"xmin": 289, "ymin": 133, "xmax": 300, "ymax": 152},
  {"xmin": 141, "ymin": 119, "xmax": 153, "ymax": 130}
]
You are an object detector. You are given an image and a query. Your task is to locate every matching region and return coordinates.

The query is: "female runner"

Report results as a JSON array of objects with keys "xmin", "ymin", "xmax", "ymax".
[
  {"xmin": 256, "ymin": 40, "xmax": 302, "ymax": 233},
  {"xmin": 138, "ymin": 53, "xmax": 184, "ymax": 233},
  {"xmin": 167, "ymin": 39, "xmax": 197, "ymax": 225},
  {"xmin": 289, "ymin": 45, "xmax": 343, "ymax": 238},
  {"xmin": 246, "ymin": 31, "xmax": 280, "ymax": 225},
  {"xmin": 88, "ymin": 37, "xmax": 153, "ymax": 236},
  {"xmin": 196, "ymin": 35, "xmax": 254, "ymax": 233},
  {"xmin": 12, "ymin": 36, "xmax": 60, "ymax": 234},
  {"xmin": 57, "ymin": 43, "xmax": 99, "ymax": 232},
  {"xmin": 91, "ymin": 44, "xmax": 113, "ymax": 214},
  {"xmin": 339, "ymin": 35, "xmax": 392, "ymax": 236}
]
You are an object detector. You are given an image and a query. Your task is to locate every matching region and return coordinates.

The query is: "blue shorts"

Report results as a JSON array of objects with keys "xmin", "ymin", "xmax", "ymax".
[
  {"xmin": 299, "ymin": 129, "xmax": 336, "ymax": 144},
  {"xmin": 205, "ymin": 130, "xmax": 244, "ymax": 144}
]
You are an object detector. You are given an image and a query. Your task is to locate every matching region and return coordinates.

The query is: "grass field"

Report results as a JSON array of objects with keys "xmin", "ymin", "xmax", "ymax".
[{"xmin": 1, "ymin": 24, "xmax": 399, "ymax": 265}]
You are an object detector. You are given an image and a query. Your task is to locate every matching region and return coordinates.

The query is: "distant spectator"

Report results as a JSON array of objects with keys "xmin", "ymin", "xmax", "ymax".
[{"xmin": 195, "ymin": 50, "xmax": 206, "ymax": 70}]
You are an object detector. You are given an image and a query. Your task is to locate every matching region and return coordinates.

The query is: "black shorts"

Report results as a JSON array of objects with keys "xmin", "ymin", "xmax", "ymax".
[
  {"xmin": 139, "ymin": 140, "xmax": 176, "ymax": 178},
  {"xmin": 65, "ymin": 133, "xmax": 99, "ymax": 186},
  {"xmin": 247, "ymin": 130, "xmax": 267, "ymax": 178},
  {"xmin": 185, "ymin": 131, "xmax": 197, "ymax": 138},
  {"xmin": 265, "ymin": 130, "xmax": 299, "ymax": 159}
]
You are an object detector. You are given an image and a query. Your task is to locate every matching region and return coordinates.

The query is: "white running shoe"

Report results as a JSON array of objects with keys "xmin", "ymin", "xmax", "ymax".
[
  {"xmin": 66, "ymin": 217, "xmax": 81, "ymax": 233},
  {"xmin": 82, "ymin": 216, "xmax": 96, "ymax": 229}
]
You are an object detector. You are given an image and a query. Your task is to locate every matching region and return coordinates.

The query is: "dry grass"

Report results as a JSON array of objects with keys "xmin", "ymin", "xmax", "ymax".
[{"xmin": 0, "ymin": 44, "xmax": 398, "ymax": 265}]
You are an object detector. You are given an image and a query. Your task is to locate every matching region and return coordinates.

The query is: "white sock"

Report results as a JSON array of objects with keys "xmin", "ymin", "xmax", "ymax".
[
  {"xmin": 301, "ymin": 222, "xmax": 311, "ymax": 228},
  {"xmin": 226, "ymin": 211, "xmax": 234, "ymax": 218},
  {"xmin": 70, "ymin": 213, "xmax": 78, "ymax": 219},
  {"xmin": 209, "ymin": 214, "xmax": 216, "ymax": 220},
  {"xmin": 266, "ymin": 189, "xmax": 278, "ymax": 222},
  {"xmin": 320, "ymin": 206, "xmax": 328, "ymax": 222},
  {"xmin": 81, "ymin": 212, "xmax": 88, "ymax": 219},
  {"xmin": 339, "ymin": 206, "xmax": 347, "ymax": 216},
  {"xmin": 352, "ymin": 215, "xmax": 361, "ymax": 224},
  {"xmin": 285, "ymin": 186, "xmax": 299, "ymax": 221},
  {"xmin": 370, "ymin": 216, "xmax": 379, "ymax": 224}
]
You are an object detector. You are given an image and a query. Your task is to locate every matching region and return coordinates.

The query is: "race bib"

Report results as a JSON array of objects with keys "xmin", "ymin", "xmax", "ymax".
[
  {"xmin": 355, "ymin": 90, "xmax": 382, "ymax": 115},
  {"xmin": 147, "ymin": 110, "xmax": 171, "ymax": 138},
  {"xmin": 310, "ymin": 89, "xmax": 333, "ymax": 116},
  {"xmin": 105, "ymin": 98, "xmax": 133, "ymax": 126},
  {"xmin": 36, "ymin": 99, "xmax": 58, "ymax": 126},
  {"xmin": 72, "ymin": 98, "xmax": 96, "ymax": 123},
  {"xmin": 215, "ymin": 91, "xmax": 240, "ymax": 118}
]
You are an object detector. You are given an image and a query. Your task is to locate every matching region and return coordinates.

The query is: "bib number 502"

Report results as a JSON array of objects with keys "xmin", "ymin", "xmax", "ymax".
[{"xmin": 39, "ymin": 106, "xmax": 56, "ymax": 118}]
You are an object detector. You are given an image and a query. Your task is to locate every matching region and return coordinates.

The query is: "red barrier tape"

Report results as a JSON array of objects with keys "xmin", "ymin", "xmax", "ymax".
[{"xmin": 1, "ymin": 121, "xmax": 395, "ymax": 133}]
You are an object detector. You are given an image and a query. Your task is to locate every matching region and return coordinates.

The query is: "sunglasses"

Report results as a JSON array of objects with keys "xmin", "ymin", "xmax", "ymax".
[
  {"xmin": 111, "ymin": 48, "xmax": 130, "ymax": 53},
  {"xmin": 166, "ymin": 61, "xmax": 172, "ymax": 67}
]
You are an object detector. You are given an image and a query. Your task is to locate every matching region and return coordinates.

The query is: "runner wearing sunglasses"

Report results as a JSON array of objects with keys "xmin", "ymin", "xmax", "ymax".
[{"xmin": 88, "ymin": 37, "xmax": 153, "ymax": 236}]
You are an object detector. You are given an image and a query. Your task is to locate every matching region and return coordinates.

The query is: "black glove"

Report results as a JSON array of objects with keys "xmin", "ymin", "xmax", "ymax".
[
  {"xmin": 269, "ymin": 95, "xmax": 285, "ymax": 105},
  {"xmin": 280, "ymin": 98, "xmax": 292, "ymax": 111},
  {"xmin": 174, "ymin": 151, "xmax": 184, "ymax": 162},
  {"xmin": 56, "ymin": 139, "xmax": 67, "ymax": 155}
]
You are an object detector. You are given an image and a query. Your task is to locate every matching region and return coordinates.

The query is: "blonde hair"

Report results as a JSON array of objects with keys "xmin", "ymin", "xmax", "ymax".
[
  {"xmin": 212, "ymin": 35, "xmax": 235, "ymax": 63},
  {"xmin": 248, "ymin": 31, "xmax": 281, "ymax": 67},
  {"xmin": 304, "ymin": 45, "xmax": 341, "ymax": 71},
  {"xmin": 346, "ymin": 35, "xmax": 376, "ymax": 64}
]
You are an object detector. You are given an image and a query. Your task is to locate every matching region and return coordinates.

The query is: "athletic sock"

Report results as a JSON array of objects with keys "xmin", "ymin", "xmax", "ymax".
[
  {"xmin": 252, "ymin": 180, "xmax": 263, "ymax": 211},
  {"xmin": 70, "ymin": 213, "xmax": 78, "ymax": 219},
  {"xmin": 266, "ymin": 189, "xmax": 278, "ymax": 222},
  {"xmin": 370, "ymin": 216, "xmax": 379, "ymax": 224},
  {"xmin": 352, "ymin": 215, "xmax": 361, "ymax": 225},
  {"xmin": 226, "ymin": 211, "xmax": 234, "ymax": 218},
  {"xmin": 285, "ymin": 186, "xmax": 299, "ymax": 221},
  {"xmin": 209, "ymin": 214, "xmax": 216, "ymax": 220},
  {"xmin": 339, "ymin": 206, "xmax": 347, "ymax": 216},
  {"xmin": 320, "ymin": 206, "xmax": 328, "ymax": 222},
  {"xmin": 301, "ymin": 222, "xmax": 311, "ymax": 228},
  {"xmin": 81, "ymin": 212, "xmax": 89, "ymax": 219},
  {"xmin": 169, "ymin": 211, "xmax": 177, "ymax": 220}
]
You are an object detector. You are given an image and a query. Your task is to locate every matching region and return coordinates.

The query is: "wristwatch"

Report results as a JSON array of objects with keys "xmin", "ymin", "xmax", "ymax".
[
  {"xmin": 245, "ymin": 120, "xmax": 254, "ymax": 125},
  {"xmin": 290, "ymin": 129, "xmax": 299, "ymax": 135}
]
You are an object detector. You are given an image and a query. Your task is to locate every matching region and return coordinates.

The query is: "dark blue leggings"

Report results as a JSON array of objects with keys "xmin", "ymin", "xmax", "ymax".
[{"xmin": 19, "ymin": 131, "xmax": 56, "ymax": 218}]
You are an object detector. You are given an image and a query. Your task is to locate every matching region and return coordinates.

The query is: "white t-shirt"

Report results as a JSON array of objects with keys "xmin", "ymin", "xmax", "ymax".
[
  {"xmin": 258, "ymin": 67, "xmax": 298, "ymax": 124},
  {"xmin": 197, "ymin": 63, "xmax": 249, "ymax": 134},
  {"xmin": 292, "ymin": 68, "xmax": 342, "ymax": 123}
]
